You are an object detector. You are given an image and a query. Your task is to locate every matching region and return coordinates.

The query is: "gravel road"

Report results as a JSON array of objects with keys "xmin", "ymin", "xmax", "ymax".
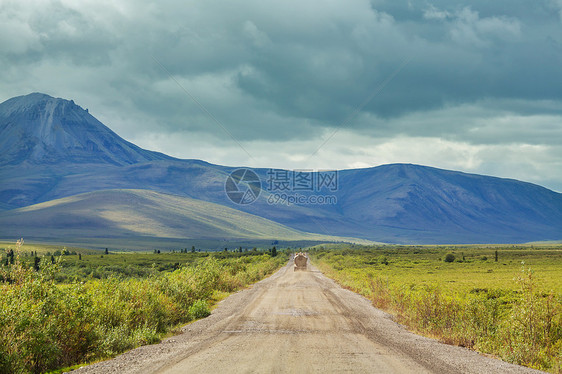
[{"xmin": 74, "ymin": 260, "xmax": 544, "ymax": 373}]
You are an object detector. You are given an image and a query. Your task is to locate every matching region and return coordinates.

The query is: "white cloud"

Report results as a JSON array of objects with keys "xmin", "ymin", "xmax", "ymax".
[
  {"xmin": 446, "ymin": 7, "xmax": 521, "ymax": 47},
  {"xmin": 129, "ymin": 127, "xmax": 562, "ymax": 192},
  {"xmin": 243, "ymin": 21, "xmax": 271, "ymax": 48},
  {"xmin": 423, "ymin": 5, "xmax": 521, "ymax": 46},
  {"xmin": 0, "ymin": 2, "xmax": 42, "ymax": 55},
  {"xmin": 423, "ymin": 5, "xmax": 451, "ymax": 20}
]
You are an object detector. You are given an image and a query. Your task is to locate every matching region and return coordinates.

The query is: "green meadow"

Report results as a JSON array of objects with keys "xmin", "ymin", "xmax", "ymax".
[{"xmin": 310, "ymin": 244, "xmax": 562, "ymax": 373}]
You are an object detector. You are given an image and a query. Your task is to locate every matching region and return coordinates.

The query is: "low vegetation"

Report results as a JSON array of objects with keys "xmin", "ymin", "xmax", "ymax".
[
  {"xmin": 310, "ymin": 244, "xmax": 562, "ymax": 373},
  {"xmin": 0, "ymin": 242, "xmax": 286, "ymax": 374}
]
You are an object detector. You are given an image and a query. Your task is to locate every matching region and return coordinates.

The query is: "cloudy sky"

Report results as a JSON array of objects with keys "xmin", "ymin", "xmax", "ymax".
[{"xmin": 1, "ymin": 0, "xmax": 562, "ymax": 191}]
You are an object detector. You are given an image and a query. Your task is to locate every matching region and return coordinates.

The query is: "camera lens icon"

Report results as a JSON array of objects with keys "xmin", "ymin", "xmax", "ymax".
[{"xmin": 225, "ymin": 168, "xmax": 261, "ymax": 205}]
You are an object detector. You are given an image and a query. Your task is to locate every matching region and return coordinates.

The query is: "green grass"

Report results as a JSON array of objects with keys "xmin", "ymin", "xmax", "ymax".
[
  {"xmin": 311, "ymin": 245, "xmax": 562, "ymax": 294},
  {"xmin": 0, "ymin": 241, "xmax": 98, "ymax": 256},
  {"xmin": 0, "ymin": 189, "xmax": 357, "ymax": 243},
  {"xmin": 310, "ymin": 244, "xmax": 562, "ymax": 373},
  {"xmin": 0, "ymin": 243, "xmax": 287, "ymax": 374},
  {"xmin": 0, "ymin": 241, "xmax": 286, "ymax": 282}
]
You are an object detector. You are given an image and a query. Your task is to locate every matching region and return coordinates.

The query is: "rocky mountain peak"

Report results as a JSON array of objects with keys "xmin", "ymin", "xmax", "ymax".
[{"xmin": 0, "ymin": 93, "xmax": 170, "ymax": 166}]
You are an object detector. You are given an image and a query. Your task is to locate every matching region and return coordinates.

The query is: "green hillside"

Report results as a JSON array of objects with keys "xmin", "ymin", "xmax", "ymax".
[{"xmin": 0, "ymin": 189, "xmax": 356, "ymax": 243}]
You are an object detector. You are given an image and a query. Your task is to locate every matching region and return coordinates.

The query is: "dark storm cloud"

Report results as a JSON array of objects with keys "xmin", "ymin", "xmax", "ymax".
[
  {"xmin": 235, "ymin": 1, "xmax": 562, "ymax": 123},
  {"xmin": 2, "ymin": 0, "xmax": 560, "ymax": 139}
]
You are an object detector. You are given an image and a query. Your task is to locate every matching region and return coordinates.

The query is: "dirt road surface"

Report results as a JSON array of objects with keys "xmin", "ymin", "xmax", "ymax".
[{"xmin": 75, "ymin": 260, "xmax": 544, "ymax": 373}]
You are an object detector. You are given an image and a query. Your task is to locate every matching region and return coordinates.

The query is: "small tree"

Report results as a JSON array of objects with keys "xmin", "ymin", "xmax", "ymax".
[
  {"xmin": 271, "ymin": 246, "xmax": 277, "ymax": 257},
  {"xmin": 379, "ymin": 255, "xmax": 388, "ymax": 265},
  {"xmin": 191, "ymin": 246, "xmax": 196, "ymax": 253},
  {"xmin": 495, "ymin": 250, "xmax": 498, "ymax": 262},
  {"xmin": 33, "ymin": 256, "xmax": 40, "ymax": 271},
  {"xmin": 104, "ymin": 248, "xmax": 109, "ymax": 255},
  {"xmin": 444, "ymin": 253, "xmax": 455, "ymax": 263}
]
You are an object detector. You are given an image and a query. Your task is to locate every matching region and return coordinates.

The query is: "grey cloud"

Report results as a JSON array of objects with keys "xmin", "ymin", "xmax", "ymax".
[
  {"xmin": 230, "ymin": 1, "xmax": 561, "ymax": 127},
  {"xmin": 348, "ymin": 99, "xmax": 562, "ymax": 147},
  {"xmin": 0, "ymin": 0, "xmax": 561, "ymax": 191},
  {"xmin": 3, "ymin": 0, "xmax": 560, "ymax": 134}
]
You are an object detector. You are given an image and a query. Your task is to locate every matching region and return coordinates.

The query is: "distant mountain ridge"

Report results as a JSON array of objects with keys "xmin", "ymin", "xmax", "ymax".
[
  {"xmin": 332, "ymin": 164, "xmax": 562, "ymax": 243},
  {"xmin": 1, "ymin": 93, "xmax": 561, "ymax": 244}
]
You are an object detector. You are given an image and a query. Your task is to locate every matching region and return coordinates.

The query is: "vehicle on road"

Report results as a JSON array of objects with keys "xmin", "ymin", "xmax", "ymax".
[{"xmin": 294, "ymin": 252, "xmax": 308, "ymax": 271}]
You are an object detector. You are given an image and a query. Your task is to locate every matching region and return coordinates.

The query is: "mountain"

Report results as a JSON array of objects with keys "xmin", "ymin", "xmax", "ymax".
[
  {"xmin": 1, "ymin": 93, "xmax": 561, "ymax": 244},
  {"xmin": 332, "ymin": 164, "xmax": 562, "ymax": 243},
  {"xmin": 0, "ymin": 93, "xmax": 171, "ymax": 166},
  {"xmin": 0, "ymin": 189, "xmax": 349, "ymax": 243}
]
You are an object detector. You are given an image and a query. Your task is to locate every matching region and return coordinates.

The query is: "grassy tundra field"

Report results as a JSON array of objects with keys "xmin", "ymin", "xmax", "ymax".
[
  {"xmin": 310, "ymin": 244, "xmax": 562, "ymax": 373},
  {"xmin": 0, "ymin": 241, "xmax": 286, "ymax": 374}
]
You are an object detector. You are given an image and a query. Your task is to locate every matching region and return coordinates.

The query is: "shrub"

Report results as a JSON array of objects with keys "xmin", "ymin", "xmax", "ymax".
[
  {"xmin": 444, "ymin": 253, "xmax": 455, "ymax": 263},
  {"xmin": 189, "ymin": 299, "xmax": 211, "ymax": 320},
  {"xmin": 0, "ymin": 251, "xmax": 285, "ymax": 373}
]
